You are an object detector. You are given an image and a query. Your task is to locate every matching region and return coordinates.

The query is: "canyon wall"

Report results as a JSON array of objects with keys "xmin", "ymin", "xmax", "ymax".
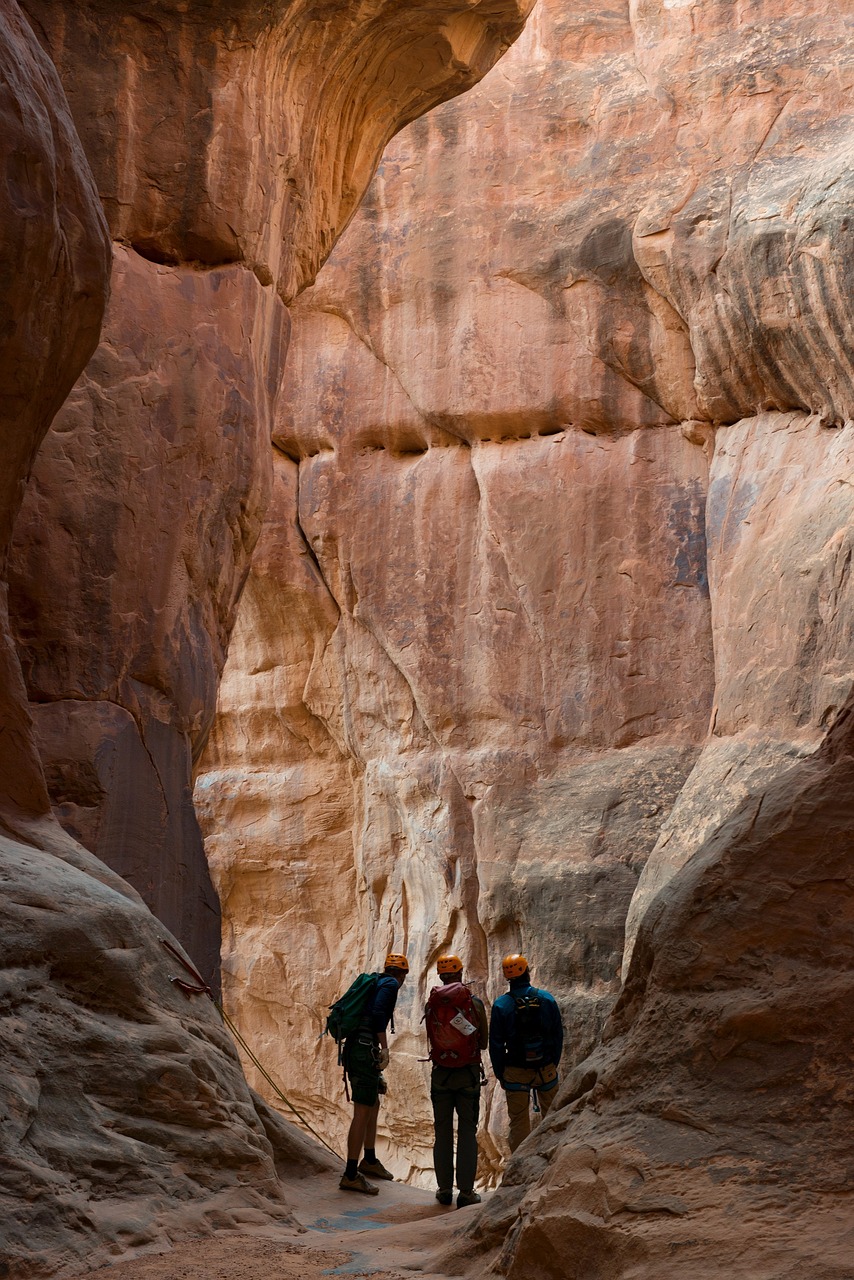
[
  {"xmin": 6, "ymin": 0, "xmax": 532, "ymax": 983},
  {"xmin": 197, "ymin": 0, "xmax": 718, "ymax": 1174},
  {"xmin": 197, "ymin": 0, "xmax": 854, "ymax": 1267},
  {"xmin": 0, "ymin": 0, "xmax": 532, "ymax": 1271}
]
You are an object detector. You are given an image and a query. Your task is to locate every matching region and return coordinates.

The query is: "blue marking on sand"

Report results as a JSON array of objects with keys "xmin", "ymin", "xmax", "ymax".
[
  {"xmin": 323, "ymin": 1251, "xmax": 376, "ymax": 1276},
  {"xmin": 308, "ymin": 1207, "xmax": 387, "ymax": 1233}
]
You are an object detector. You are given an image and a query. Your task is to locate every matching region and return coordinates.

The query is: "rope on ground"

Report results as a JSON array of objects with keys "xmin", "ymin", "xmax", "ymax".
[{"xmin": 161, "ymin": 938, "xmax": 343, "ymax": 1163}]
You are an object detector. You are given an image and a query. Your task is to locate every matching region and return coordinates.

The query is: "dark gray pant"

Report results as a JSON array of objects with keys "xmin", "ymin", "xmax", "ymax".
[{"xmin": 431, "ymin": 1065, "xmax": 480, "ymax": 1193}]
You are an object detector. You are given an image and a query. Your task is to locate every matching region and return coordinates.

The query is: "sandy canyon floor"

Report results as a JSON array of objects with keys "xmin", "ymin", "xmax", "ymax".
[{"xmin": 79, "ymin": 1177, "xmax": 475, "ymax": 1280}]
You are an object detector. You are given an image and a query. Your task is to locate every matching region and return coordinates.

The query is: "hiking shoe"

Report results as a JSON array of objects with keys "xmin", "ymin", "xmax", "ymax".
[
  {"xmin": 358, "ymin": 1157, "xmax": 394, "ymax": 1181},
  {"xmin": 435, "ymin": 1189, "xmax": 453, "ymax": 1206},
  {"xmin": 457, "ymin": 1190, "xmax": 481, "ymax": 1208},
  {"xmin": 339, "ymin": 1172, "xmax": 379, "ymax": 1195}
]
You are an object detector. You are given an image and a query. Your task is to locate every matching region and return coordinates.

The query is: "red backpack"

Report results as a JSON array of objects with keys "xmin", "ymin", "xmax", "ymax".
[{"xmin": 425, "ymin": 982, "xmax": 481, "ymax": 1067}]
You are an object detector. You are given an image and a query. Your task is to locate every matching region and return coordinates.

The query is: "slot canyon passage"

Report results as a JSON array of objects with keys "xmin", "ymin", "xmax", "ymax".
[{"xmin": 1, "ymin": 0, "xmax": 854, "ymax": 1278}]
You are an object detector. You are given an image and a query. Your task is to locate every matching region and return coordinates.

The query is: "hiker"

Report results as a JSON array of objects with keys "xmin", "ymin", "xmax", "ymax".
[
  {"xmin": 339, "ymin": 952, "xmax": 409, "ymax": 1195},
  {"xmin": 425, "ymin": 955, "xmax": 488, "ymax": 1209},
  {"xmin": 489, "ymin": 954, "xmax": 563, "ymax": 1152}
]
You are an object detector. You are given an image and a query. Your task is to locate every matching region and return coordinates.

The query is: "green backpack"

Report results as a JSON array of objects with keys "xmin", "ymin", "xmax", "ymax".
[{"xmin": 325, "ymin": 972, "xmax": 378, "ymax": 1062}]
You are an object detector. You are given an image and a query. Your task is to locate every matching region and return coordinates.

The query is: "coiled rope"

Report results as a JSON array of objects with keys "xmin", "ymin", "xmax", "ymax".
[{"xmin": 160, "ymin": 937, "xmax": 342, "ymax": 1162}]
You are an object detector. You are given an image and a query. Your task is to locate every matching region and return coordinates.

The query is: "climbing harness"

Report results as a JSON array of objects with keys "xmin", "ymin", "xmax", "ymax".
[{"xmin": 160, "ymin": 938, "xmax": 342, "ymax": 1162}]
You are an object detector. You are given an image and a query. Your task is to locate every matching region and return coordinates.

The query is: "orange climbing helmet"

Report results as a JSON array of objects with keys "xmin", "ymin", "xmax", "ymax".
[
  {"xmin": 437, "ymin": 954, "xmax": 463, "ymax": 975},
  {"xmin": 502, "ymin": 953, "xmax": 528, "ymax": 979},
  {"xmin": 384, "ymin": 952, "xmax": 409, "ymax": 973}
]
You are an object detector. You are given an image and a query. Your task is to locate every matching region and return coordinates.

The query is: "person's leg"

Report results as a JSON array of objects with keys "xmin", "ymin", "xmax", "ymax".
[
  {"xmin": 346, "ymin": 1102, "xmax": 373, "ymax": 1161},
  {"xmin": 503, "ymin": 1066, "xmax": 534, "ymax": 1153},
  {"xmin": 341, "ymin": 1041, "xmax": 381, "ymax": 1193},
  {"xmin": 537, "ymin": 1085, "xmax": 557, "ymax": 1119},
  {"xmin": 358, "ymin": 1099, "xmax": 394, "ymax": 1179},
  {"xmin": 506, "ymin": 1088, "xmax": 531, "ymax": 1152},
  {"xmin": 454, "ymin": 1085, "xmax": 480, "ymax": 1193},
  {"xmin": 532, "ymin": 1063, "xmax": 559, "ymax": 1125},
  {"xmin": 431, "ymin": 1087, "xmax": 456, "ymax": 1196},
  {"xmin": 364, "ymin": 1099, "xmax": 380, "ymax": 1151}
]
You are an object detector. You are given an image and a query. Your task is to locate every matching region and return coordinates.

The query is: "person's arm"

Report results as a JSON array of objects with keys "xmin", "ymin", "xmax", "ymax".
[
  {"xmin": 545, "ymin": 992, "xmax": 564, "ymax": 1062},
  {"xmin": 488, "ymin": 1002, "xmax": 506, "ymax": 1081},
  {"xmin": 368, "ymin": 976, "xmax": 398, "ymax": 1034}
]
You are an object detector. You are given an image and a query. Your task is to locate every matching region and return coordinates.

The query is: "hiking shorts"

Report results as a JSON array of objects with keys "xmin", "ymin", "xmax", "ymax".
[{"xmin": 344, "ymin": 1032, "xmax": 381, "ymax": 1107}]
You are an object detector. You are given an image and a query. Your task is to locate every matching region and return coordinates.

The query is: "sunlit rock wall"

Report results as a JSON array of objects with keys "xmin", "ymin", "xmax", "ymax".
[
  {"xmin": 199, "ymin": 0, "xmax": 854, "ymax": 1264},
  {"xmin": 195, "ymin": 0, "xmax": 717, "ymax": 1179},
  {"xmin": 7, "ymin": 0, "xmax": 533, "ymax": 984}
]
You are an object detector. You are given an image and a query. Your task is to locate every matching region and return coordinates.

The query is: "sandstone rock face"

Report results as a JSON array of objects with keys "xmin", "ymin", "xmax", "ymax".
[
  {"xmin": 196, "ymin": 0, "xmax": 718, "ymax": 1177},
  {"xmin": 23, "ymin": 0, "xmax": 532, "ymax": 304},
  {"xmin": 0, "ymin": 0, "xmax": 109, "ymax": 830},
  {"xmin": 9, "ymin": 244, "xmax": 287, "ymax": 981},
  {"xmin": 465, "ymin": 700, "xmax": 854, "ymax": 1280},
  {"xmin": 198, "ymin": 0, "xmax": 854, "ymax": 1265},
  {"xmin": 0, "ymin": 829, "xmax": 333, "ymax": 1275},
  {"xmin": 9, "ymin": 0, "xmax": 533, "ymax": 982},
  {"xmin": 198, "ymin": 425, "xmax": 712, "ymax": 1176}
]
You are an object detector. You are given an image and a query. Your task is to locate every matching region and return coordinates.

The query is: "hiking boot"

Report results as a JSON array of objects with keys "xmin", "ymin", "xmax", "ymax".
[
  {"xmin": 457, "ymin": 1190, "xmax": 481, "ymax": 1208},
  {"xmin": 339, "ymin": 1171, "xmax": 379, "ymax": 1195},
  {"xmin": 358, "ymin": 1157, "xmax": 394, "ymax": 1181},
  {"xmin": 435, "ymin": 1189, "xmax": 453, "ymax": 1206}
]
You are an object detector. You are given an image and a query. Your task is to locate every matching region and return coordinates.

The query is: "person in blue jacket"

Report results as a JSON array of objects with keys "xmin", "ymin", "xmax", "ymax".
[
  {"xmin": 340, "ymin": 952, "xmax": 408, "ymax": 1194},
  {"xmin": 489, "ymin": 953, "xmax": 563, "ymax": 1152}
]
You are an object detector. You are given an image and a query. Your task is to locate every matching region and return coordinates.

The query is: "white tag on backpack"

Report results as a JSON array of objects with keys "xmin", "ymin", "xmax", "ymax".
[{"xmin": 450, "ymin": 1011, "xmax": 476, "ymax": 1036}]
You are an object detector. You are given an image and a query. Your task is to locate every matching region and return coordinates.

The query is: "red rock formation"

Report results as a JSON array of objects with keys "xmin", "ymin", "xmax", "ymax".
[
  {"xmin": 0, "ymin": 828, "xmax": 336, "ymax": 1274},
  {"xmin": 9, "ymin": 245, "xmax": 287, "ymax": 980},
  {"xmin": 0, "ymin": 0, "xmax": 109, "ymax": 831},
  {"xmin": 8, "ymin": 0, "xmax": 533, "ymax": 981},
  {"xmin": 196, "ymin": 0, "xmax": 716, "ymax": 1174}
]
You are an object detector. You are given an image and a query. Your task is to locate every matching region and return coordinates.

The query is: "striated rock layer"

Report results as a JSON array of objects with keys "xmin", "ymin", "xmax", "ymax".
[
  {"xmin": 198, "ymin": 0, "xmax": 854, "ymax": 1264},
  {"xmin": 8, "ymin": 0, "xmax": 533, "ymax": 982}
]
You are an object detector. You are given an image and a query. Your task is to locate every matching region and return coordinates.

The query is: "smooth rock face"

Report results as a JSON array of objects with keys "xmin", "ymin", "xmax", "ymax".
[
  {"xmin": 466, "ymin": 711, "xmax": 854, "ymax": 1280},
  {"xmin": 9, "ymin": 0, "xmax": 533, "ymax": 980},
  {"xmin": 9, "ymin": 244, "xmax": 287, "ymax": 981},
  {"xmin": 0, "ymin": 831, "xmax": 333, "ymax": 1275},
  {"xmin": 198, "ymin": 0, "xmax": 854, "ymax": 1267},
  {"xmin": 0, "ymin": 0, "xmax": 109, "ymax": 829},
  {"xmin": 23, "ymin": 0, "xmax": 533, "ymax": 303},
  {"xmin": 624, "ymin": 410, "xmax": 854, "ymax": 970}
]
